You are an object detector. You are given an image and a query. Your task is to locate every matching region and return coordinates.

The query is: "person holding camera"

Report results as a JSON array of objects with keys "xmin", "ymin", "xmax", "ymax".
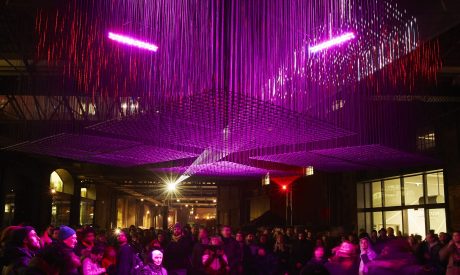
[{"xmin": 202, "ymin": 236, "xmax": 229, "ymax": 275}]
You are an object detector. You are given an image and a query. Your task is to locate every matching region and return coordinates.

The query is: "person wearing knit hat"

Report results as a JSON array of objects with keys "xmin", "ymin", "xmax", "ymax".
[
  {"xmin": 48, "ymin": 226, "xmax": 80, "ymax": 275},
  {"xmin": 2, "ymin": 226, "xmax": 41, "ymax": 274},
  {"xmin": 58, "ymin": 226, "xmax": 77, "ymax": 249}
]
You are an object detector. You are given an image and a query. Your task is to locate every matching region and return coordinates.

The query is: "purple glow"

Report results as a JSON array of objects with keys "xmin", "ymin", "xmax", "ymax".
[
  {"xmin": 309, "ymin": 32, "xmax": 355, "ymax": 53},
  {"xmin": 108, "ymin": 32, "xmax": 158, "ymax": 52}
]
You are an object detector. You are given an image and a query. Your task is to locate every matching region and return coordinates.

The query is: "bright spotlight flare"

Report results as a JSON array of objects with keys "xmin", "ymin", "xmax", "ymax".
[
  {"xmin": 107, "ymin": 32, "xmax": 158, "ymax": 52},
  {"xmin": 309, "ymin": 32, "xmax": 355, "ymax": 53},
  {"xmin": 166, "ymin": 175, "xmax": 190, "ymax": 192}
]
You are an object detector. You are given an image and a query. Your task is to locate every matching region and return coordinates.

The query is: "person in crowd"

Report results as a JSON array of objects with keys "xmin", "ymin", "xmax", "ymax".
[
  {"xmin": 23, "ymin": 244, "xmax": 64, "ymax": 275},
  {"xmin": 273, "ymin": 233, "xmax": 290, "ymax": 274},
  {"xmin": 324, "ymin": 241, "xmax": 359, "ymax": 275},
  {"xmin": 245, "ymin": 233, "xmax": 258, "ymax": 256},
  {"xmin": 369, "ymin": 230, "xmax": 378, "ymax": 246},
  {"xmin": 358, "ymin": 237, "xmax": 377, "ymax": 275},
  {"xmin": 191, "ymin": 228, "xmax": 210, "ymax": 274},
  {"xmin": 439, "ymin": 232, "xmax": 450, "ymax": 247},
  {"xmin": 130, "ymin": 232, "xmax": 144, "ymax": 255},
  {"xmin": 440, "ymin": 230, "xmax": 460, "ymax": 275},
  {"xmin": 116, "ymin": 229, "xmax": 141, "ymax": 275},
  {"xmin": 291, "ymin": 232, "xmax": 314, "ymax": 275},
  {"xmin": 235, "ymin": 231, "xmax": 252, "ymax": 275},
  {"xmin": 387, "ymin": 227, "xmax": 396, "ymax": 239},
  {"xmin": 82, "ymin": 245, "xmax": 106, "ymax": 275},
  {"xmin": 257, "ymin": 234, "xmax": 271, "ymax": 251},
  {"xmin": 48, "ymin": 226, "xmax": 80, "ymax": 275},
  {"xmin": 253, "ymin": 247, "xmax": 278, "ymax": 275},
  {"xmin": 418, "ymin": 232, "xmax": 443, "ymax": 273},
  {"xmin": 202, "ymin": 236, "xmax": 229, "ymax": 275},
  {"xmin": 39, "ymin": 225, "xmax": 54, "ymax": 248},
  {"xmin": 155, "ymin": 232, "xmax": 168, "ymax": 251},
  {"xmin": 75, "ymin": 227, "xmax": 96, "ymax": 258},
  {"xmin": 102, "ymin": 246, "xmax": 117, "ymax": 275},
  {"xmin": 367, "ymin": 239, "xmax": 419, "ymax": 275},
  {"xmin": 1, "ymin": 226, "xmax": 41, "ymax": 274},
  {"xmin": 164, "ymin": 223, "xmax": 192, "ymax": 275},
  {"xmin": 358, "ymin": 229, "xmax": 369, "ymax": 240},
  {"xmin": 408, "ymin": 235, "xmax": 421, "ymax": 253},
  {"xmin": 374, "ymin": 228, "xmax": 387, "ymax": 253},
  {"xmin": 142, "ymin": 249, "xmax": 167, "ymax": 275},
  {"xmin": 220, "ymin": 225, "xmax": 241, "ymax": 275},
  {"xmin": 50, "ymin": 228, "xmax": 60, "ymax": 244},
  {"xmin": 300, "ymin": 246, "xmax": 328, "ymax": 275}
]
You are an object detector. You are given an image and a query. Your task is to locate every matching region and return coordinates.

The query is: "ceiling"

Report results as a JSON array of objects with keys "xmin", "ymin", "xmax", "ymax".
[{"xmin": 1, "ymin": 0, "xmax": 460, "ymax": 202}]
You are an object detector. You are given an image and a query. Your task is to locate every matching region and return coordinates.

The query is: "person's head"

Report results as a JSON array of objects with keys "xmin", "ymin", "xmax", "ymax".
[
  {"xmin": 276, "ymin": 233, "xmax": 284, "ymax": 243},
  {"xmin": 12, "ymin": 226, "xmax": 41, "ymax": 251},
  {"xmin": 246, "ymin": 233, "xmax": 255, "ymax": 243},
  {"xmin": 90, "ymin": 246, "xmax": 104, "ymax": 262},
  {"xmin": 298, "ymin": 232, "xmax": 306, "ymax": 240},
  {"xmin": 82, "ymin": 227, "xmax": 96, "ymax": 244},
  {"xmin": 51, "ymin": 228, "xmax": 60, "ymax": 240},
  {"xmin": 348, "ymin": 234, "xmax": 356, "ymax": 243},
  {"xmin": 371, "ymin": 230, "xmax": 377, "ymax": 238},
  {"xmin": 425, "ymin": 233, "xmax": 437, "ymax": 244},
  {"xmin": 307, "ymin": 231, "xmax": 312, "ymax": 239},
  {"xmin": 157, "ymin": 232, "xmax": 165, "ymax": 242},
  {"xmin": 151, "ymin": 250, "xmax": 164, "ymax": 266},
  {"xmin": 439, "ymin": 232, "xmax": 447, "ymax": 243},
  {"xmin": 314, "ymin": 246, "xmax": 325, "ymax": 259},
  {"xmin": 58, "ymin": 226, "xmax": 77, "ymax": 249},
  {"xmin": 450, "ymin": 231, "xmax": 459, "ymax": 244},
  {"xmin": 198, "ymin": 228, "xmax": 209, "ymax": 240},
  {"xmin": 210, "ymin": 236, "xmax": 222, "ymax": 246},
  {"xmin": 379, "ymin": 228, "xmax": 387, "ymax": 238},
  {"xmin": 337, "ymin": 241, "xmax": 355, "ymax": 258},
  {"xmin": 103, "ymin": 246, "xmax": 117, "ymax": 259},
  {"xmin": 221, "ymin": 225, "xmax": 231, "ymax": 238},
  {"xmin": 46, "ymin": 226, "xmax": 54, "ymax": 236},
  {"xmin": 173, "ymin": 223, "xmax": 182, "ymax": 237},
  {"xmin": 259, "ymin": 234, "xmax": 268, "ymax": 243},
  {"xmin": 117, "ymin": 230, "xmax": 129, "ymax": 245},
  {"xmin": 387, "ymin": 227, "xmax": 394, "ymax": 237},
  {"xmin": 360, "ymin": 238, "xmax": 370, "ymax": 251},
  {"xmin": 236, "ymin": 232, "xmax": 244, "ymax": 242}
]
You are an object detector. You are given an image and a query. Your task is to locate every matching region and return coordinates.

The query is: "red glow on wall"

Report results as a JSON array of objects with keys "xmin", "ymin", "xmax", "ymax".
[{"xmin": 272, "ymin": 176, "xmax": 300, "ymax": 189}]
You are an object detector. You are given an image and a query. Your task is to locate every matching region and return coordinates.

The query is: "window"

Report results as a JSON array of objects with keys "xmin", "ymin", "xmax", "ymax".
[
  {"xmin": 384, "ymin": 178, "xmax": 401, "ymax": 207},
  {"xmin": 428, "ymin": 209, "xmax": 446, "ymax": 234},
  {"xmin": 357, "ymin": 170, "xmax": 445, "ymax": 236},
  {"xmin": 404, "ymin": 208, "xmax": 426, "ymax": 238},
  {"xmin": 373, "ymin": 212, "xmax": 383, "ymax": 230},
  {"xmin": 416, "ymin": 131, "xmax": 435, "ymax": 151},
  {"xmin": 426, "ymin": 172, "xmax": 444, "ymax": 203},
  {"xmin": 385, "ymin": 210, "xmax": 402, "ymax": 235},
  {"xmin": 372, "ymin": 181, "xmax": 382, "ymax": 207},
  {"xmin": 403, "ymin": 175, "xmax": 424, "ymax": 205}
]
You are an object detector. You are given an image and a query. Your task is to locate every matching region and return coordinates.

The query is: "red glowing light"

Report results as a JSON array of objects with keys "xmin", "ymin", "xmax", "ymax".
[{"xmin": 282, "ymin": 185, "xmax": 287, "ymax": 190}]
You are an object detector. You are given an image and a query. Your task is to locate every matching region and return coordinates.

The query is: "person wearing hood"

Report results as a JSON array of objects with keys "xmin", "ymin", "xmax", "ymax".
[{"xmin": 1, "ymin": 226, "xmax": 41, "ymax": 275}]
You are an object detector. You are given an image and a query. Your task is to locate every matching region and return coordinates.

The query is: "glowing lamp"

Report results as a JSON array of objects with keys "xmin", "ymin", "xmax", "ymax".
[
  {"xmin": 309, "ymin": 32, "xmax": 355, "ymax": 53},
  {"xmin": 108, "ymin": 32, "xmax": 158, "ymax": 52},
  {"xmin": 263, "ymin": 172, "xmax": 270, "ymax": 186},
  {"xmin": 305, "ymin": 166, "xmax": 314, "ymax": 176},
  {"xmin": 282, "ymin": 185, "xmax": 287, "ymax": 190},
  {"xmin": 166, "ymin": 182, "xmax": 177, "ymax": 192}
]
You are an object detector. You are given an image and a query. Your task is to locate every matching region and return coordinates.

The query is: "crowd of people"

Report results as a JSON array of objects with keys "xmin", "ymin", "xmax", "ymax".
[{"xmin": 0, "ymin": 222, "xmax": 459, "ymax": 275}]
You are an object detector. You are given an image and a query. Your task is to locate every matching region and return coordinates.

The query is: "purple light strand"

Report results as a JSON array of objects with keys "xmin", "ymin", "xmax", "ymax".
[
  {"xmin": 309, "ymin": 32, "xmax": 355, "ymax": 53},
  {"xmin": 107, "ymin": 32, "xmax": 158, "ymax": 52}
]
